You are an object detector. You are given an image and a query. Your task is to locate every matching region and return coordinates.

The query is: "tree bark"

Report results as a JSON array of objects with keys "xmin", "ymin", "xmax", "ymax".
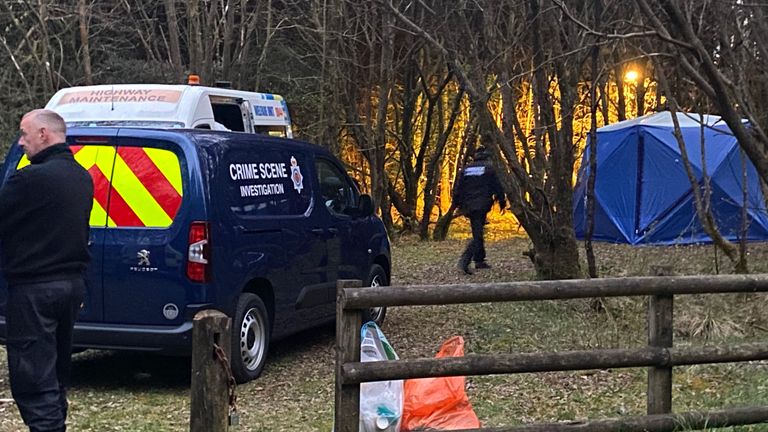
[
  {"xmin": 655, "ymin": 66, "xmax": 746, "ymax": 273},
  {"xmin": 201, "ymin": 0, "xmax": 219, "ymax": 83},
  {"xmin": 188, "ymin": 0, "xmax": 203, "ymax": 77},
  {"xmin": 164, "ymin": 0, "xmax": 184, "ymax": 81},
  {"xmin": 585, "ymin": 0, "xmax": 603, "ymax": 279},
  {"xmin": 221, "ymin": 0, "xmax": 235, "ymax": 81},
  {"xmin": 371, "ymin": 8, "xmax": 395, "ymax": 219},
  {"xmin": 419, "ymin": 85, "xmax": 464, "ymax": 239},
  {"xmin": 77, "ymin": 0, "xmax": 93, "ymax": 85}
]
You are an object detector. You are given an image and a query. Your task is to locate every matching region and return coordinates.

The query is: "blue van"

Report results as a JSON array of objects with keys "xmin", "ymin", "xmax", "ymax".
[{"xmin": 0, "ymin": 128, "xmax": 391, "ymax": 383}]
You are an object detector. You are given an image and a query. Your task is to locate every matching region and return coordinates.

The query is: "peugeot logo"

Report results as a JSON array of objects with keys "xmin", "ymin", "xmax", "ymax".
[
  {"xmin": 137, "ymin": 249, "xmax": 151, "ymax": 266},
  {"xmin": 163, "ymin": 303, "xmax": 179, "ymax": 320}
]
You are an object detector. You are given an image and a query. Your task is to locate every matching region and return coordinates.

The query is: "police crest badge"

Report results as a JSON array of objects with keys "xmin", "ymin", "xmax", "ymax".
[{"xmin": 290, "ymin": 156, "xmax": 303, "ymax": 193}]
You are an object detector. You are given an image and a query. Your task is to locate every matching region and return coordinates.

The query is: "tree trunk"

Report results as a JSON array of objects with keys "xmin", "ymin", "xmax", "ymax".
[
  {"xmin": 636, "ymin": 61, "xmax": 647, "ymax": 117},
  {"xmin": 380, "ymin": 195, "xmax": 394, "ymax": 234},
  {"xmin": 318, "ymin": 0, "xmax": 342, "ymax": 153},
  {"xmin": 202, "ymin": 0, "xmax": 219, "ymax": 83},
  {"xmin": 38, "ymin": 0, "xmax": 54, "ymax": 94},
  {"xmin": 524, "ymin": 0, "xmax": 580, "ymax": 279},
  {"xmin": 188, "ymin": 0, "xmax": 203, "ymax": 76},
  {"xmin": 372, "ymin": 9, "xmax": 395, "ymax": 217},
  {"xmin": 655, "ymin": 65, "xmax": 746, "ymax": 273},
  {"xmin": 419, "ymin": 79, "xmax": 463, "ymax": 239},
  {"xmin": 164, "ymin": 0, "xmax": 184, "ymax": 82},
  {"xmin": 433, "ymin": 205, "xmax": 457, "ymax": 241},
  {"xmin": 78, "ymin": 0, "xmax": 93, "ymax": 85},
  {"xmin": 585, "ymin": 0, "xmax": 602, "ymax": 279},
  {"xmin": 252, "ymin": 0, "xmax": 275, "ymax": 90},
  {"xmin": 526, "ymin": 227, "xmax": 581, "ymax": 280},
  {"xmin": 615, "ymin": 63, "xmax": 626, "ymax": 121},
  {"xmin": 399, "ymin": 58, "xmax": 419, "ymax": 230},
  {"xmin": 234, "ymin": 0, "xmax": 258, "ymax": 89},
  {"xmin": 221, "ymin": 0, "xmax": 235, "ymax": 81}
]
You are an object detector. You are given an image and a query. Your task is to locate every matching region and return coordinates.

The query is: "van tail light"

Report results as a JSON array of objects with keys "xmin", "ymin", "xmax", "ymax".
[{"xmin": 187, "ymin": 221, "xmax": 210, "ymax": 282}]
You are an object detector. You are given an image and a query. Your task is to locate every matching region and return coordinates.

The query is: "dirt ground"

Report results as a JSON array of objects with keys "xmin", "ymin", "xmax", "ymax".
[{"xmin": 1, "ymin": 235, "xmax": 768, "ymax": 431}]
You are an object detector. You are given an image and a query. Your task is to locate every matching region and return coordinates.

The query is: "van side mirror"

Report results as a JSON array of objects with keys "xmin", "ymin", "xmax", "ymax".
[{"xmin": 357, "ymin": 194, "xmax": 374, "ymax": 217}]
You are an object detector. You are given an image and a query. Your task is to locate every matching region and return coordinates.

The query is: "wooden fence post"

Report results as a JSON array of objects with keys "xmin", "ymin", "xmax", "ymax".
[
  {"xmin": 647, "ymin": 266, "xmax": 674, "ymax": 414},
  {"xmin": 190, "ymin": 309, "xmax": 232, "ymax": 432},
  {"xmin": 335, "ymin": 280, "xmax": 363, "ymax": 432}
]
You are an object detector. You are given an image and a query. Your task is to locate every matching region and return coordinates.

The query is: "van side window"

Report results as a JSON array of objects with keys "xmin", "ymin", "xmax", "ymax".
[
  {"xmin": 316, "ymin": 159, "xmax": 355, "ymax": 216},
  {"xmin": 254, "ymin": 125, "xmax": 287, "ymax": 137},
  {"xmin": 210, "ymin": 96, "xmax": 246, "ymax": 132}
]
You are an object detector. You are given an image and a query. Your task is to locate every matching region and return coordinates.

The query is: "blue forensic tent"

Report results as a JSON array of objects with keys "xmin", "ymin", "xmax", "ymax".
[{"xmin": 573, "ymin": 111, "xmax": 768, "ymax": 245}]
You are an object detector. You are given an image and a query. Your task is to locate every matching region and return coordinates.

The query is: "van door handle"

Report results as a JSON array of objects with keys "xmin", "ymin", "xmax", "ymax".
[
  {"xmin": 327, "ymin": 227, "xmax": 339, "ymax": 235},
  {"xmin": 311, "ymin": 228, "xmax": 325, "ymax": 235}
]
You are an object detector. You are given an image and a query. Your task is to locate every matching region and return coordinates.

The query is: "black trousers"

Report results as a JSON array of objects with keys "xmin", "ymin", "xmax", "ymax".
[
  {"xmin": 6, "ymin": 278, "xmax": 84, "ymax": 432},
  {"xmin": 461, "ymin": 210, "xmax": 487, "ymax": 264}
]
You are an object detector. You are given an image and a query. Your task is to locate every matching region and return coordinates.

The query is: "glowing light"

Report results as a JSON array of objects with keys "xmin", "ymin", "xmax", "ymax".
[{"xmin": 624, "ymin": 70, "xmax": 639, "ymax": 83}]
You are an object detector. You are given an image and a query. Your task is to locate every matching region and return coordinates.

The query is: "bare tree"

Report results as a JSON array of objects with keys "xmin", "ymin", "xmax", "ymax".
[
  {"xmin": 635, "ymin": 0, "xmax": 768, "ymax": 186},
  {"xmin": 164, "ymin": 0, "xmax": 184, "ymax": 81},
  {"xmin": 386, "ymin": 0, "xmax": 588, "ymax": 278},
  {"xmin": 655, "ymin": 65, "xmax": 748, "ymax": 272},
  {"xmin": 585, "ymin": 0, "xmax": 604, "ymax": 279},
  {"xmin": 77, "ymin": 0, "xmax": 93, "ymax": 85}
]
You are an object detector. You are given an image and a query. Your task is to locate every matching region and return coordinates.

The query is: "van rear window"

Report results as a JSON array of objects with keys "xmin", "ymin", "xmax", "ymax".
[
  {"xmin": 17, "ymin": 145, "xmax": 116, "ymax": 227},
  {"xmin": 107, "ymin": 146, "xmax": 183, "ymax": 227},
  {"xmin": 18, "ymin": 144, "xmax": 184, "ymax": 228},
  {"xmin": 224, "ymin": 151, "xmax": 312, "ymax": 218}
]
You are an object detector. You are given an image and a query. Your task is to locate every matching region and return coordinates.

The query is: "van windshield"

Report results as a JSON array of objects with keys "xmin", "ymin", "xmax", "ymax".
[{"xmin": 67, "ymin": 120, "xmax": 185, "ymax": 129}]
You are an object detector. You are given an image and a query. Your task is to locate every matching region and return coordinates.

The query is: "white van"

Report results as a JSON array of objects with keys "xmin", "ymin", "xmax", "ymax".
[{"xmin": 45, "ymin": 80, "xmax": 293, "ymax": 138}]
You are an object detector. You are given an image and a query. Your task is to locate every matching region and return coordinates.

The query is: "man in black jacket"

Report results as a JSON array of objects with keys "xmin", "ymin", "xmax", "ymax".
[
  {"xmin": 0, "ymin": 109, "xmax": 93, "ymax": 432},
  {"xmin": 453, "ymin": 145, "xmax": 506, "ymax": 274}
]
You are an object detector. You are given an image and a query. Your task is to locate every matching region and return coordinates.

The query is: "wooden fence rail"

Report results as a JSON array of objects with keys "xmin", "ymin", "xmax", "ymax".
[{"xmin": 334, "ymin": 274, "xmax": 768, "ymax": 432}]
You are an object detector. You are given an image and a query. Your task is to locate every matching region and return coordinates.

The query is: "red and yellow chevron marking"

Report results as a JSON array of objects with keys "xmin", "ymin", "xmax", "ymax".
[
  {"xmin": 17, "ymin": 145, "xmax": 183, "ymax": 228},
  {"xmin": 72, "ymin": 145, "xmax": 116, "ymax": 227},
  {"xmin": 107, "ymin": 147, "xmax": 182, "ymax": 227}
]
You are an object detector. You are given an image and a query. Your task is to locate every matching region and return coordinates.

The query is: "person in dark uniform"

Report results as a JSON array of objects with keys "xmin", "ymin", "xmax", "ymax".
[
  {"xmin": 453, "ymin": 144, "xmax": 506, "ymax": 274},
  {"xmin": 0, "ymin": 109, "xmax": 93, "ymax": 432}
]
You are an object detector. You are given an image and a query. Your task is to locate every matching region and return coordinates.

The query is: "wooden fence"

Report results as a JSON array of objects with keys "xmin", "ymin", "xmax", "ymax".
[
  {"xmin": 334, "ymin": 275, "xmax": 768, "ymax": 432},
  {"xmin": 190, "ymin": 310, "xmax": 235, "ymax": 432}
]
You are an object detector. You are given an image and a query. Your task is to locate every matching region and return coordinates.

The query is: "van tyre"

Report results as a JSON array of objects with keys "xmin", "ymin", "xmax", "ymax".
[
  {"xmin": 231, "ymin": 293, "xmax": 270, "ymax": 383},
  {"xmin": 362, "ymin": 264, "xmax": 388, "ymax": 325}
]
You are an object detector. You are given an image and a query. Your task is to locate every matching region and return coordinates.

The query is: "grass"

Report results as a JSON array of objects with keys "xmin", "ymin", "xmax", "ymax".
[{"xmin": 2, "ymin": 230, "xmax": 768, "ymax": 430}]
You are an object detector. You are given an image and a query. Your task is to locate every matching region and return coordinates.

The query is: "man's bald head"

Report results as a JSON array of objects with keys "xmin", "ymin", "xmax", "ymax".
[
  {"xmin": 23, "ymin": 109, "xmax": 67, "ymax": 135},
  {"xmin": 19, "ymin": 109, "xmax": 67, "ymax": 158}
]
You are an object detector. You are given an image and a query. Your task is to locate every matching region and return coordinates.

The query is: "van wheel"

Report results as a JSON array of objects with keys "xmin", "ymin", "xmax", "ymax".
[
  {"xmin": 231, "ymin": 293, "xmax": 270, "ymax": 383},
  {"xmin": 362, "ymin": 264, "xmax": 387, "ymax": 325}
]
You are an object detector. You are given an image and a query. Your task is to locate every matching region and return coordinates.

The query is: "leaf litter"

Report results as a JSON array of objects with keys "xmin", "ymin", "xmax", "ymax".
[{"xmin": 1, "ymin": 237, "xmax": 768, "ymax": 430}]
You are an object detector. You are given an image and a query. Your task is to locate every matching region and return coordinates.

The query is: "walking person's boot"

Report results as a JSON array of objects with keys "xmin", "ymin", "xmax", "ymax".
[
  {"xmin": 458, "ymin": 250, "xmax": 473, "ymax": 275},
  {"xmin": 457, "ymin": 258, "xmax": 472, "ymax": 274}
]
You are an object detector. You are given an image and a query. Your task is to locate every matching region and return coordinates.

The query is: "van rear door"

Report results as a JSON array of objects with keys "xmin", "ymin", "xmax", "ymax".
[
  {"xmin": 68, "ymin": 134, "xmax": 118, "ymax": 323},
  {"xmin": 101, "ymin": 131, "xmax": 192, "ymax": 325}
]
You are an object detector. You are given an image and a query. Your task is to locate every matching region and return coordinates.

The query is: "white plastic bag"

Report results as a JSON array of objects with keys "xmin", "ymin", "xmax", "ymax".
[{"xmin": 359, "ymin": 321, "xmax": 403, "ymax": 432}]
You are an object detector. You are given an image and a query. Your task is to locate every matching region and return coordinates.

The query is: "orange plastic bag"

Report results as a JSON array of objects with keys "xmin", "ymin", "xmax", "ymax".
[{"xmin": 401, "ymin": 336, "xmax": 481, "ymax": 431}]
